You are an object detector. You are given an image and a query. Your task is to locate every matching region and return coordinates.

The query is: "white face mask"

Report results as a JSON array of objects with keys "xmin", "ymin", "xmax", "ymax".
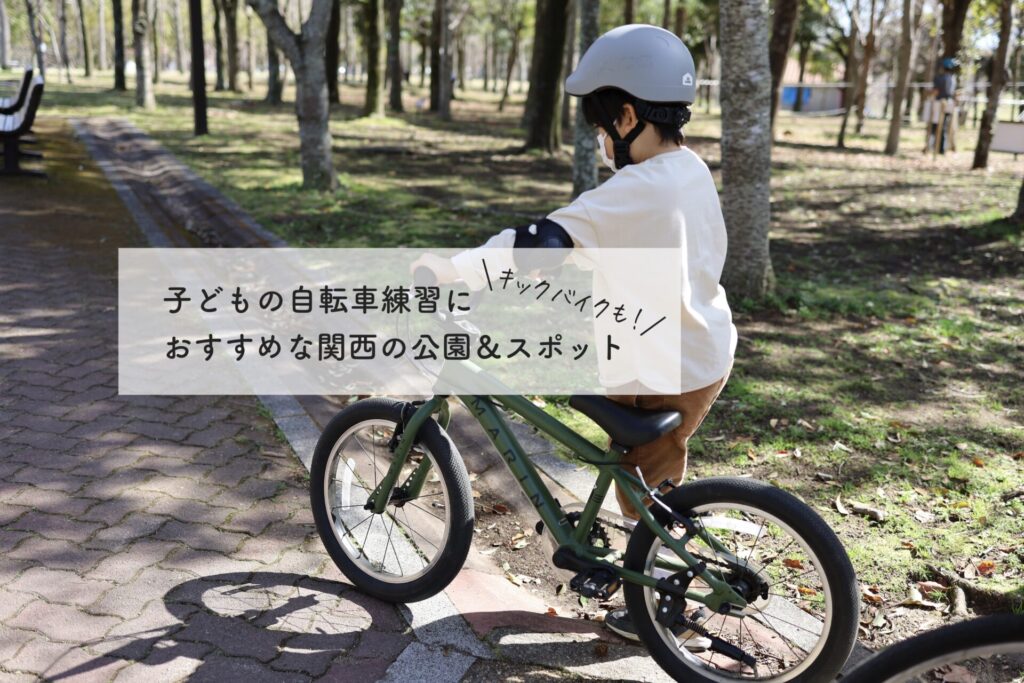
[{"xmin": 596, "ymin": 131, "xmax": 617, "ymax": 172}]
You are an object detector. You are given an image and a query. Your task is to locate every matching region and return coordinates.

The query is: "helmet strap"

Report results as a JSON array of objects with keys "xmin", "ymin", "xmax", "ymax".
[{"xmin": 595, "ymin": 97, "xmax": 646, "ymax": 169}]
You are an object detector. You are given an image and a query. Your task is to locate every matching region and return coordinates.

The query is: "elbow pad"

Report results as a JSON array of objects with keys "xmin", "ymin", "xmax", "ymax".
[{"xmin": 512, "ymin": 218, "xmax": 573, "ymax": 271}]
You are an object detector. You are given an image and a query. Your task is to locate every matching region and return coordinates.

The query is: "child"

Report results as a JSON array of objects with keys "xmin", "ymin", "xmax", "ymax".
[{"xmin": 412, "ymin": 24, "xmax": 736, "ymax": 647}]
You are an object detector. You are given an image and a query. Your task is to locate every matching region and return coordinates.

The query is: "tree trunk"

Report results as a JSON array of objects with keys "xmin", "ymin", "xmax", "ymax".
[
  {"xmin": 572, "ymin": 0, "xmax": 599, "ymax": 198},
  {"xmin": 498, "ymin": 14, "xmax": 522, "ymax": 111},
  {"xmin": 836, "ymin": 0, "xmax": 860, "ymax": 148},
  {"xmin": 173, "ymin": 0, "xmax": 184, "ymax": 73},
  {"xmin": 623, "ymin": 0, "xmax": 633, "ymax": 23},
  {"xmin": 223, "ymin": 0, "xmax": 240, "ymax": 90},
  {"xmin": 436, "ymin": 0, "xmax": 451, "ymax": 119},
  {"xmin": 972, "ymin": 0, "xmax": 1012, "ymax": 169},
  {"xmin": 418, "ymin": 35, "xmax": 426, "ymax": 86},
  {"xmin": 25, "ymin": 0, "xmax": 45, "ymax": 79},
  {"xmin": 99, "ymin": 0, "xmax": 108, "ymax": 70},
  {"xmin": 482, "ymin": 31, "xmax": 489, "ymax": 91},
  {"xmin": 151, "ymin": 0, "xmax": 161, "ymax": 83},
  {"xmin": 326, "ymin": 0, "xmax": 340, "ymax": 103},
  {"xmin": 364, "ymin": 0, "xmax": 385, "ymax": 115},
  {"xmin": 662, "ymin": 0, "xmax": 670, "ymax": 28},
  {"xmin": 941, "ymin": 0, "xmax": 970, "ymax": 60},
  {"xmin": 133, "ymin": 0, "xmax": 156, "ymax": 108},
  {"xmin": 60, "ymin": 0, "xmax": 73, "ymax": 83},
  {"xmin": 188, "ymin": 0, "xmax": 207, "ymax": 134},
  {"xmin": 854, "ymin": 0, "xmax": 878, "ymax": 135},
  {"xmin": 768, "ymin": 0, "xmax": 799, "ymax": 136},
  {"xmin": 885, "ymin": 0, "xmax": 919, "ymax": 154},
  {"xmin": 0, "ymin": 0, "xmax": 9, "ymax": 69},
  {"xmin": 76, "ymin": 0, "xmax": 92, "ymax": 76},
  {"xmin": 113, "ymin": 0, "xmax": 125, "ymax": 88},
  {"xmin": 387, "ymin": 0, "xmax": 403, "ymax": 111},
  {"xmin": 674, "ymin": 3, "xmax": 685, "ymax": 36},
  {"xmin": 561, "ymin": 0, "xmax": 576, "ymax": 137},
  {"xmin": 720, "ymin": 0, "xmax": 774, "ymax": 299},
  {"xmin": 266, "ymin": 26, "xmax": 283, "ymax": 103},
  {"xmin": 429, "ymin": 0, "xmax": 441, "ymax": 110},
  {"xmin": 522, "ymin": 0, "xmax": 569, "ymax": 150},
  {"xmin": 213, "ymin": 0, "xmax": 225, "ymax": 90},
  {"xmin": 249, "ymin": 0, "xmax": 338, "ymax": 190},
  {"xmin": 245, "ymin": 8, "xmax": 253, "ymax": 88},
  {"xmin": 793, "ymin": 40, "xmax": 808, "ymax": 112},
  {"xmin": 1011, "ymin": 176, "xmax": 1024, "ymax": 225}
]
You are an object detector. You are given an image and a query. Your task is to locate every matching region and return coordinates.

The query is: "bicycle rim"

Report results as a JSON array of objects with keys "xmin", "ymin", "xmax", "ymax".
[
  {"xmin": 321, "ymin": 419, "xmax": 452, "ymax": 584},
  {"xmin": 642, "ymin": 502, "xmax": 834, "ymax": 681}
]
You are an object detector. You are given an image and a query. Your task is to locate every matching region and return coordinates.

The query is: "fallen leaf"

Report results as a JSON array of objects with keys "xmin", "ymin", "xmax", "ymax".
[
  {"xmin": 505, "ymin": 572, "xmax": 523, "ymax": 586},
  {"xmin": 513, "ymin": 540, "xmax": 529, "ymax": 550},
  {"xmin": 1013, "ymin": 451, "xmax": 1024, "ymax": 461},
  {"xmin": 832, "ymin": 441, "xmax": 853, "ymax": 453},
  {"xmin": 849, "ymin": 501, "xmax": 887, "ymax": 522},
  {"xmin": 546, "ymin": 607, "xmax": 558, "ymax": 617},
  {"xmin": 861, "ymin": 585, "xmax": 883, "ymax": 604},
  {"xmin": 917, "ymin": 581, "xmax": 947, "ymax": 595},
  {"xmin": 971, "ymin": 457, "xmax": 985, "ymax": 468},
  {"xmin": 939, "ymin": 663, "xmax": 978, "ymax": 683},
  {"xmin": 976, "ymin": 560, "xmax": 996, "ymax": 577},
  {"xmin": 797, "ymin": 586, "xmax": 817, "ymax": 596},
  {"xmin": 492, "ymin": 503, "xmax": 510, "ymax": 515},
  {"xmin": 479, "ymin": 548, "xmax": 498, "ymax": 556},
  {"xmin": 770, "ymin": 418, "xmax": 780, "ymax": 429},
  {"xmin": 594, "ymin": 643, "xmax": 609, "ymax": 658},
  {"xmin": 914, "ymin": 509, "xmax": 935, "ymax": 524},
  {"xmin": 836, "ymin": 495, "xmax": 850, "ymax": 515},
  {"xmin": 783, "ymin": 558, "xmax": 805, "ymax": 570},
  {"xmin": 797, "ymin": 419, "xmax": 815, "ymax": 431},
  {"xmin": 900, "ymin": 585, "xmax": 943, "ymax": 610}
]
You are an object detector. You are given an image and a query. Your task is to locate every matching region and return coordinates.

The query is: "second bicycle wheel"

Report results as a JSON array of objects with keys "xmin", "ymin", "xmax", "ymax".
[
  {"xmin": 310, "ymin": 398, "xmax": 474, "ymax": 603},
  {"xmin": 623, "ymin": 477, "xmax": 859, "ymax": 682}
]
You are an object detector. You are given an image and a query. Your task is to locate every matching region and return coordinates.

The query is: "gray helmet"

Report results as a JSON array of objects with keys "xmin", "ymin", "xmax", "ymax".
[{"xmin": 565, "ymin": 24, "xmax": 697, "ymax": 104}]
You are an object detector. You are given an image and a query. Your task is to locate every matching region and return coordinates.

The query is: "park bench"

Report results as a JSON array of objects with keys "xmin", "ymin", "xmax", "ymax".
[
  {"xmin": 0, "ymin": 69, "xmax": 33, "ymax": 114},
  {"xmin": 1, "ymin": 76, "xmax": 45, "ymax": 178}
]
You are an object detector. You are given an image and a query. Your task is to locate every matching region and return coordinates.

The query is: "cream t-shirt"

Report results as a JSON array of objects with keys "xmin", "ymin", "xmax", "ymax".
[{"xmin": 452, "ymin": 146, "xmax": 737, "ymax": 393}]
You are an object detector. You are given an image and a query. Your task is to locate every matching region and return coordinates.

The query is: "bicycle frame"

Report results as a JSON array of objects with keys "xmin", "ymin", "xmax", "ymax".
[{"xmin": 366, "ymin": 393, "xmax": 748, "ymax": 611}]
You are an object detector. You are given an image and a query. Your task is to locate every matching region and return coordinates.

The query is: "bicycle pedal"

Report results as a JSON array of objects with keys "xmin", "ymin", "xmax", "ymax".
[{"xmin": 570, "ymin": 568, "xmax": 621, "ymax": 600}]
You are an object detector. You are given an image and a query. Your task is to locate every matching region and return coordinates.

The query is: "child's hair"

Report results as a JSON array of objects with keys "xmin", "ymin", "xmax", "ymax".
[{"xmin": 581, "ymin": 88, "xmax": 688, "ymax": 145}]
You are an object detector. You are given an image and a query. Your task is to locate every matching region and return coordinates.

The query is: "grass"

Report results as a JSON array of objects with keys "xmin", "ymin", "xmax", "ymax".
[{"xmin": 25, "ymin": 67, "xmax": 1024, "ymax": 616}]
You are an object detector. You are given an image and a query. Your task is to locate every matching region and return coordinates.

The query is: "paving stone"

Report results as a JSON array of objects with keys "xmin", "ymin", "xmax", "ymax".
[
  {"xmin": 90, "ymin": 566, "xmax": 196, "ymax": 619},
  {"xmin": 4, "ymin": 487, "xmax": 98, "ymax": 517},
  {"xmin": 8, "ymin": 601, "xmax": 121, "ymax": 643},
  {"xmin": 184, "ymin": 422, "xmax": 243, "ymax": 448},
  {"xmin": 113, "ymin": 640, "xmax": 213, "ymax": 682},
  {"xmin": 9, "ymin": 511, "xmax": 103, "ymax": 543},
  {"xmin": 159, "ymin": 547, "xmax": 264, "ymax": 577},
  {"xmin": 137, "ymin": 475, "xmax": 224, "ymax": 502},
  {"xmin": 144, "ymin": 495, "xmax": 234, "ymax": 526},
  {"xmin": 174, "ymin": 610, "xmax": 289, "ymax": 662},
  {"xmin": 154, "ymin": 519, "xmax": 247, "ymax": 554},
  {"xmin": 188, "ymin": 653, "xmax": 310, "ymax": 683},
  {"xmin": 349, "ymin": 630, "xmax": 413, "ymax": 660},
  {"xmin": 7, "ymin": 536, "xmax": 108, "ymax": 572},
  {"xmin": 221, "ymin": 503, "xmax": 295, "ymax": 536},
  {"xmin": 0, "ymin": 588, "xmax": 36, "ymax": 622},
  {"xmin": 9, "ymin": 466, "xmax": 89, "ymax": 493},
  {"xmin": 7, "ymin": 567, "xmax": 115, "ymax": 608},
  {"xmin": 88, "ymin": 539, "xmax": 182, "ymax": 583},
  {"xmin": 12, "ymin": 639, "xmax": 128, "ymax": 681},
  {"xmin": 84, "ymin": 513, "xmax": 169, "ymax": 551},
  {"xmin": 0, "ymin": 625, "xmax": 36, "ymax": 664}
]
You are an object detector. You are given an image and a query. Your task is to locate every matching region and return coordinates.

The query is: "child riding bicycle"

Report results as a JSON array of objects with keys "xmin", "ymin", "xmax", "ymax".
[{"xmin": 412, "ymin": 24, "xmax": 737, "ymax": 645}]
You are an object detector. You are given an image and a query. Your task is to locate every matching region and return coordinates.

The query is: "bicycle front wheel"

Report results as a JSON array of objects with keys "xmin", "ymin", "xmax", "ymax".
[
  {"xmin": 310, "ymin": 398, "xmax": 474, "ymax": 603},
  {"xmin": 623, "ymin": 477, "xmax": 859, "ymax": 682}
]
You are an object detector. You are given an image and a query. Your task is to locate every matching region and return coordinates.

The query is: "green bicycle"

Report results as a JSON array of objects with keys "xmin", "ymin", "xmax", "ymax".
[{"xmin": 309, "ymin": 278, "xmax": 860, "ymax": 682}]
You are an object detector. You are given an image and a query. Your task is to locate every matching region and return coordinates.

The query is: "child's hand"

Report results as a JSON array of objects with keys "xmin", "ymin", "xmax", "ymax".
[{"xmin": 409, "ymin": 254, "xmax": 459, "ymax": 285}]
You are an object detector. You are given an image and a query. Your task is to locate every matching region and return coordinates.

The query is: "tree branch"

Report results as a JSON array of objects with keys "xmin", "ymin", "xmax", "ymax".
[{"xmin": 247, "ymin": 0, "xmax": 300, "ymax": 65}]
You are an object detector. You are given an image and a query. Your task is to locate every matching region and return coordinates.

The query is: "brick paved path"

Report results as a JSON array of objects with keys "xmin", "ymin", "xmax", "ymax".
[{"xmin": 0, "ymin": 121, "xmax": 412, "ymax": 682}]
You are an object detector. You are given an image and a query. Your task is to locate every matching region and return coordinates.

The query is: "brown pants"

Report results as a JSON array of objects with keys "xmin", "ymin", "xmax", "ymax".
[{"xmin": 609, "ymin": 364, "xmax": 732, "ymax": 519}]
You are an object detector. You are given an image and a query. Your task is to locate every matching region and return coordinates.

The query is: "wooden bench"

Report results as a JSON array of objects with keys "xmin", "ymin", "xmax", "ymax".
[
  {"xmin": 0, "ymin": 69, "xmax": 33, "ymax": 114},
  {"xmin": 1, "ymin": 76, "xmax": 45, "ymax": 178}
]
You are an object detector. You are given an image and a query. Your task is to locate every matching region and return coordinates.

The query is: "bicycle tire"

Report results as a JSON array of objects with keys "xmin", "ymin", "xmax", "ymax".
[
  {"xmin": 842, "ymin": 614, "xmax": 1024, "ymax": 683},
  {"xmin": 310, "ymin": 398, "xmax": 474, "ymax": 603},
  {"xmin": 623, "ymin": 477, "xmax": 860, "ymax": 682}
]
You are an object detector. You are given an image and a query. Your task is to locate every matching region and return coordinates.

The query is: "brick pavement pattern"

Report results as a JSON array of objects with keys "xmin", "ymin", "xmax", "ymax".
[{"xmin": 0, "ymin": 125, "xmax": 405, "ymax": 681}]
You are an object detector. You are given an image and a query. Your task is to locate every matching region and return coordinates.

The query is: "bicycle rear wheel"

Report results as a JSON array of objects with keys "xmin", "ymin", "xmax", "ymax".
[
  {"xmin": 623, "ymin": 477, "xmax": 859, "ymax": 682},
  {"xmin": 310, "ymin": 398, "xmax": 474, "ymax": 603}
]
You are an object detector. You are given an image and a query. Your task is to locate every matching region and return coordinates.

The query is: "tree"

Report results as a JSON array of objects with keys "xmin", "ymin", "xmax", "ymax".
[
  {"xmin": 522, "ymin": 0, "xmax": 570, "ymax": 151},
  {"xmin": 792, "ymin": 0, "xmax": 828, "ymax": 113},
  {"xmin": 113, "ymin": 0, "xmax": 126, "ymax": 89},
  {"xmin": 133, "ymin": 0, "xmax": 157, "ymax": 108},
  {"xmin": 364, "ymin": 0, "xmax": 386, "ymax": 116},
  {"xmin": 972, "ymin": 0, "xmax": 1012, "ymax": 168},
  {"xmin": 941, "ymin": 0, "xmax": 971, "ymax": 59},
  {"xmin": 248, "ymin": 0, "xmax": 338, "ymax": 190},
  {"xmin": 60, "ymin": 0, "xmax": 73, "ymax": 83},
  {"xmin": 768, "ymin": 0, "xmax": 800, "ymax": 136},
  {"xmin": 884, "ymin": 0, "xmax": 921, "ymax": 153},
  {"xmin": 188, "ymin": 0, "xmax": 207, "ymax": 134},
  {"xmin": 151, "ymin": 0, "xmax": 161, "ymax": 83},
  {"xmin": 25, "ymin": 0, "xmax": 45, "ymax": 79},
  {"xmin": 498, "ymin": 1, "xmax": 525, "ymax": 111},
  {"xmin": 0, "ymin": 0, "xmax": 9, "ymax": 69},
  {"xmin": 173, "ymin": 0, "xmax": 185, "ymax": 73},
  {"xmin": 213, "ymin": 0, "xmax": 226, "ymax": 90},
  {"xmin": 76, "ymin": 0, "xmax": 92, "ymax": 76},
  {"xmin": 435, "ymin": 0, "xmax": 451, "ymax": 119},
  {"xmin": 387, "ymin": 0, "xmax": 404, "ymax": 111},
  {"xmin": 265, "ymin": 27, "xmax": 284, "ymax": 103},
  {"xmin": 223, "ymin": 0, "xmax": 241, "ymax": 90},
  {"xmin": 572, "ymin": 0, "xmax": 599, "ymax": 197},
  {"xmin": 853, "ymin": 0, "xmax": 887, "ymax": 134},
  {"xmin": 836, "ymin": 0, "xmax": 861, "ymax": 148},
  {"xmin": 1011, "ymin": 177, "xmax": 1024, "ymax": 224},
  {"xmin": 720, "ymin": 0, "xmax": 775, "ymax": 298},
  {"xmin": 624, "ymin": 0, "xmax": 633, "ymax": 22},
  {"xmin": 99, "ymin": 0, "xmax": 108, "ymax": 69},
  {"xmin": 326, "ymin": 0, "xmax": 340, "ymax": 103}
]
